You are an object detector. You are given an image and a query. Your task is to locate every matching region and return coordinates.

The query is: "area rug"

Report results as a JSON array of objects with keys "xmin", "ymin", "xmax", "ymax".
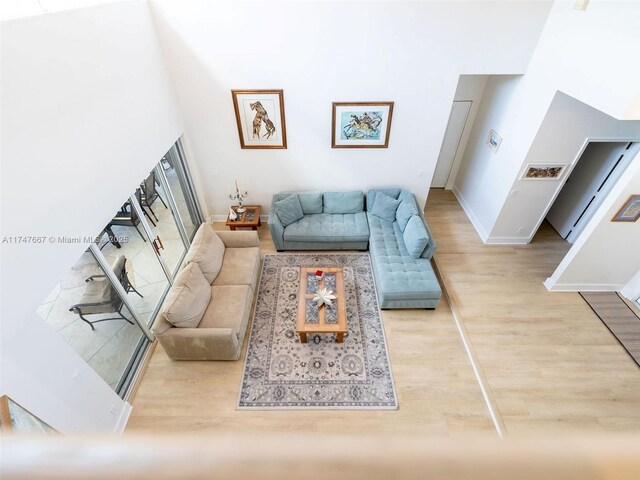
[{"xmin": 238, "ymin": 253, "xmax": 398, "ymax": 410}]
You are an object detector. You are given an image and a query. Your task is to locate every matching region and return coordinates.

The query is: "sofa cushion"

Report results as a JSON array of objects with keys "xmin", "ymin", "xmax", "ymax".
[
  {"xmin": 212, "ymin": 246, "xmax": 261, "ymax": 287},
  {"xmin": 366, "ymin": 188, "xmax": 401, "ymax": 211},
  {"xmin": 162, "ymin": 263, "xmax": 211, "ymax": 328},
  {"xmin": 198, "ymin": 285, "xmax": 252, "ymax": 337},
  {"xmin": 274, "ymin": 194, "xmax": 304, "ymax": 226},
  {"xmin": 370, "ymin": 192, "xmax": 401, "ymax": 223},
  {"xmin": 185, "ymin": 223, "xmax": 225, "ymax": 284},
  {"xmin": 323, "ymin": 191, "xmax": 364, "ymax": 214},
  {"xmin": 402, "ymin": 215, "xmax": 430, "ymax": 258},
  {"xmin": 283, "ymin": 213, "xmax": 369, "ymax": 242},
  {"xmin": 396, "ymin": 198, "xmax": 419, "ymax": 231},
  {"xmin": 297, "ymin": 191, "xmax": 323, "ymax": 214}
]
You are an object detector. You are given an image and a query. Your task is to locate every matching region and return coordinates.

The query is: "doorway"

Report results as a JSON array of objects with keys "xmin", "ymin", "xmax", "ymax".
[
  {"xmin": 431, "ymin": 100, "xmax": 472, "ymax": 188},
  {"xmin": 546, "ymin": 141, "xmax": 639, "ymax": 243}
]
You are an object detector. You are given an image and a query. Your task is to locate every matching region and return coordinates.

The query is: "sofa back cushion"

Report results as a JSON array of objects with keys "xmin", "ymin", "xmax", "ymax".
[
  {"xmin": 366, "ymin": 188, "xmax": 401, "ymax": 211},
  {"xmin": 402, "ymin": 215, "xmax": 430, "ymax": 258},
  {"xmin": 274, "ymin": 193, "xmax": 305, "ymax": 226},
  {"xmin": 396, "ymin": 197, "xmax": 419, "ymax": 231},
  {"xmin": 186, "ymin": 223, "xmax": 225, "ymax": 283},
  {"xmin": 297, "ymin": 191, "xmax": 323, "ymax": 214},
  {"xmin": 162, "ymin": 262, "xmax": 211, "ymax": 328},
  {"xmin": 323, "ymin": 191, "xmax": 364, "ymax": 214},
  {"xmin": 370, "ymin": 192, "xmax": 401, "ymax": 222}
]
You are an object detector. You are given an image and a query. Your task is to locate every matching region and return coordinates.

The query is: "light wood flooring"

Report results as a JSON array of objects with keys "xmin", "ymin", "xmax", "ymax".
[{"xmin": 126, "ymin": 189, "xmax": 640, "ymax": 437}]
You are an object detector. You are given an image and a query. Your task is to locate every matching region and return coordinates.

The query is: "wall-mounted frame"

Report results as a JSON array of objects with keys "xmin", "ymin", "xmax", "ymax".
[
  {"xmin": 520, "ymin": 163, "xmax": 566, "ymax": 180},
  {"xmin": 332, "ymin": 102, "xmax": 394, "ymax": 148},
  {"xmin": 486, "ymin": 129, "xmax": 502, "ymax": 153},
  {"xmin": 231, "ymin": 90, "xmax": 287, "ymax": 149},
  {"xmin": 612, "ymin": 194, "xmax": 640, "ymax": 222}
]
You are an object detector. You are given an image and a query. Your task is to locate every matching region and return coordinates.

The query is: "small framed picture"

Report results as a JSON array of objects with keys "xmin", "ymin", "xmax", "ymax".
[
  {"xmin": 231, "ymin": 90, "xmax": 287, "ymax": 149},
  {"xmin": 520, "ymin": 163, "xmax": 566, "ymax": 180},
  {"xmin": 486, "ymin": 129, "xmax": 502, "ymax": 153},
  {"xmin": 612, "ymin": 194, "xmax": 640, "ymax": 222},
  {"xmin": 332, "ymin": 102, "xmax": 394, "ymax": 148}
]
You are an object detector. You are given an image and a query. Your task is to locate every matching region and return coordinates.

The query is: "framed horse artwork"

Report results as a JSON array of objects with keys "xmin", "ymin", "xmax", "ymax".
[
  {"xmin": 332, "ymin": 102, "xmax": 394, "ymax": 148},
  {"xmin": 231, "ymin": 90, "xmax": 287, "ymax": 149}
]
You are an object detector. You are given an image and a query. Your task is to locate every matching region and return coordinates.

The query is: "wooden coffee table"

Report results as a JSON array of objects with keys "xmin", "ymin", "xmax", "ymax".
[
  {"xmin": 226, "ymin": 205, "xmax": 261, "ymax": 230},
  {"xmin": 296, "ymin": 267, "xmax": 348, "ymax": 343}
]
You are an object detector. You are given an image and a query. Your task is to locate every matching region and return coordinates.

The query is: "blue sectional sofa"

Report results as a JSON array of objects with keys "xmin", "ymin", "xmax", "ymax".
[
  {"xmin": 269, "ymin": 188, "xmax": 441, "ymax": 309},
  {"xmin": 269, "ymin": 190, "xmax": 369, "ymax": 251},
  {"xmin": 365, "ymin": 188, "xmax": 441, "ymax": 309}
]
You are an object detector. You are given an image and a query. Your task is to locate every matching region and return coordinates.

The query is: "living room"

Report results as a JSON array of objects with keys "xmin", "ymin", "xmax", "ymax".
[{"xmin": 2, "ymin": 0, "xmax": 640, "ymax": 477}]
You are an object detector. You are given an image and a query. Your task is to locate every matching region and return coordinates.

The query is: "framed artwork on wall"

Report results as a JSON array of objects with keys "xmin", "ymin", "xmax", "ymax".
[
  {"xmin": 486, "ymin": 129, "xmax": 502, "ymax": 153},
  {"xmin": 612, "ymin": 194, "xmax": 640, "ymax": 222},
  {"xmin": 331, "ymin": 102, "xmax": 394, "ymax": 148},
  {"xmin": 520, "ymin": 163, "xmax": 566, "ymax": 180},
  {"xmin": 231, "ymin": 90, "xmax": 287, "ymax": 149}
]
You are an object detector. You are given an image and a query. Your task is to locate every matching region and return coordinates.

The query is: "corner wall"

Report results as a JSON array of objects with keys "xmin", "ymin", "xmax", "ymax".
[{"xmin": 0, "ymin": 1, "xmax": 182, "ymax": 432}]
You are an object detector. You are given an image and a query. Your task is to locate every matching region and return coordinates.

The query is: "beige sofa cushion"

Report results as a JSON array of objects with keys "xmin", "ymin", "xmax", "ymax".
[
  {"xmin": 185, "ymin": 223, "xmax": 225, "ymax": 283},
  {"xmin": 198, "ymin": 285, "xmax": 253, "ymax": 337},
  {"xmin": 162, "ymin": 263, "xmax": 211, "ymax": 328},
  {"xmin": 212, "ymin": 247, "xmax": 261, "ymax": 287}
]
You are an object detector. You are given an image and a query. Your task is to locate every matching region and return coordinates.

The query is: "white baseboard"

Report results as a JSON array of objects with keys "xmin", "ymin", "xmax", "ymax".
[
  {"xmin": 485, "ymin": 236, "xmax": 529, "ymax": 245},
  {"xmin": 115, "ymin": 402, "xmax": 132, "ymax": 434},
  {"xmin": 543, "ymin": 281, "xmax": 624, "ymax": 292},
  {"xmin": 451, "ymin": 185, "xmax": 488, "ymax": 243}
]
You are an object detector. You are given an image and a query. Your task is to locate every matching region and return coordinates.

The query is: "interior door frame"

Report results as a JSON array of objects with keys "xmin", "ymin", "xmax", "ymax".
[{"xmin": 527, "ymin": 135, "xmax": 640, "ymax": 244}]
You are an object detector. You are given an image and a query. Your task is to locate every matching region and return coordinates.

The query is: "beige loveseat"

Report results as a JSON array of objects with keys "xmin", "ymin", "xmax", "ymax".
[{"xmin": 152, "ymin": 224, "xmax": 261, "ymax": 360}]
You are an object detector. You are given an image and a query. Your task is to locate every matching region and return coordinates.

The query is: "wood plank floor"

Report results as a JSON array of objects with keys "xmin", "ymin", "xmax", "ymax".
[
  {"xmin": 127, "ymin": 189, "xmax": 640, "ymax": 437},
  {"xmin": 427, "ymin": 189, "xmax": 640, "ymax": 436}
]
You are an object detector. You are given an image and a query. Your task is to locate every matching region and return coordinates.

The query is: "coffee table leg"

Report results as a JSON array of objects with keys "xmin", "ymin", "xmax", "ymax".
[
  {"xmin": 336, "ymin": 333, "xmax": 344, "ymax": 343},
  {"xmin": 252, "ymin": 226, "xmax": 257, "ymax": 230},
  {"xmin": 299, "ymin": 333, "xmax": 307, "ymax": 343},
  {"xmin": 229, "ymin": 226, "xmax": 236, "ymax": 231}
]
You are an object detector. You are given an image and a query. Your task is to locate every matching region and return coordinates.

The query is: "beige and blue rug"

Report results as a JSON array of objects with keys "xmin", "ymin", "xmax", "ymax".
[{"xmin": 238, "ymin": 253, "xmax": 398, "ymax": 410}]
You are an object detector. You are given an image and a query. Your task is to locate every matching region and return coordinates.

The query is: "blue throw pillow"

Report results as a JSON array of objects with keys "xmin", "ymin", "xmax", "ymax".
[
  {"xmin": 403, "ymin": 215, "xmax": 430, "ymax": 258},
  {"xmin": 396, "ymin": 199, "xmax": 419, "ymax": 231},
  {"xmin": 370, "ymin": 192, "xmax": 401, "ymax": 222},
  {"xmin": 274, "ymin": 194, "xmax": 304, "ymax": 227},
  {"xmin": 323, "ymin": 191, "xmax": 364, "ymax": 214},
  {"xmin": 297, "ymin": 192, "xmax": 323, "ymax": 214}
]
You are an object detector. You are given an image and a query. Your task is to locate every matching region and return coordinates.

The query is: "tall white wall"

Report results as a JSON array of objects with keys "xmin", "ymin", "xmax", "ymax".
[
  {"xmin": 545, "ymin": 150, "xmax": 640, "ymax": 291},
  {"xmin": 453, "ymin": 0, "xmax": 640, "ymax": 244},
  {"xmin": 444, "ymin": 75, "xmax": 488, "ymax": 190},
  {"xmin": 0, "ymin": 1, "xmax": 182, "ymax": 432},
  {"xmin": 148, "ymin": 0, "xmax": 552, "ymax": 216},
  {"xmin": 621, "ymin": 270, "xmax": 640, "ymax": 302}
]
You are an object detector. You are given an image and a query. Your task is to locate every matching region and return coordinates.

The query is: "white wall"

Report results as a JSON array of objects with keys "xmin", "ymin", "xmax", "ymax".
[
  {"xmin": 490, "ymin": 92, "xmax": 640, "ymax": 242},
  {"xmin": 0, "ymin": 1, "xmax": 182, "ymax": 433},
  {"xmin": 621, "ymin": 270, "xmax": 640, "ymax": 302},
  {"xmin": 148, "ymin": 0, "xmax": 552, "ymax": 217},
  {"xmin": 444, "ymin": 75, "xmax": 488, "ymax": 190},
  {"xmin": 453, "ymin": 75, "xmax": 523, "ymax": 241},
  {"xmin": 452, "ymin": 0, "xmax": 640, "ymax": 244},
  {"xmin": 544, "ymin": 149, "xmax": 640, "ymax": 291}
]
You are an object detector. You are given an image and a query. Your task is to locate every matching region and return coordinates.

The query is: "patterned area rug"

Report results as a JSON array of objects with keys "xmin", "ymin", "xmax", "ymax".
[{"xmin": 238, "ymin": 253, "xmax": 398, "ymax": 410}]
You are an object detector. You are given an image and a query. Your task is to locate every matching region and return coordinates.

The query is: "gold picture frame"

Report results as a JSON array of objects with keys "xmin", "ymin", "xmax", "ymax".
[
  {"xmin": 231, "ymin": 90, "xmax": 287, "ymax": 149},
  {"xmin": 332, "ymin": 102, "xmax": 394, "ymax": 148},
  {"xmin": 612, "ymin": 194, "xmax": 640, "ymax": 222}
]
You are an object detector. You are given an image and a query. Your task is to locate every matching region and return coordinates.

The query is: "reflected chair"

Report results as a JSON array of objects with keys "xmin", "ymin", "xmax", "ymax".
[
  {"xmin": 139, "ymin": 171, "xmax": 168, "ymax": 223},
  {"xmin": 108, "ymin": 196, "xmax": 146, "ymax": 241},
  {"xmin": 69, "ymin": 256, "xmax": 143, "ymax": 331}
]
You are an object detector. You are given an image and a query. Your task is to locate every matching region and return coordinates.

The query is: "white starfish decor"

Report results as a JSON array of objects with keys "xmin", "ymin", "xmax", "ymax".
[{"xmin": 313, "ymin": 287, "xmax": 336, "ymax": 307}]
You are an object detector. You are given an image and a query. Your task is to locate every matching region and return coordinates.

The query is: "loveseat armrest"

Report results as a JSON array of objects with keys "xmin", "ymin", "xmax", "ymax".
[
  {"xmin": 156, "ymin": 327, "xmax": 241, "ymax": 361},
  {"xmin": 268, "ymin": 209, "xmax": 285, "ymax": 251},
  {"xmin": 215, "ymin": 230, "xmax": 259, "ymax": 248}
]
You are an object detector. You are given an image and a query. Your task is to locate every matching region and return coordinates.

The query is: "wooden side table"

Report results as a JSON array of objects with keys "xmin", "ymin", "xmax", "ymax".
[{"xmin": 226, "ymin": 205, "xmax": 262, "ymax": 230}]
